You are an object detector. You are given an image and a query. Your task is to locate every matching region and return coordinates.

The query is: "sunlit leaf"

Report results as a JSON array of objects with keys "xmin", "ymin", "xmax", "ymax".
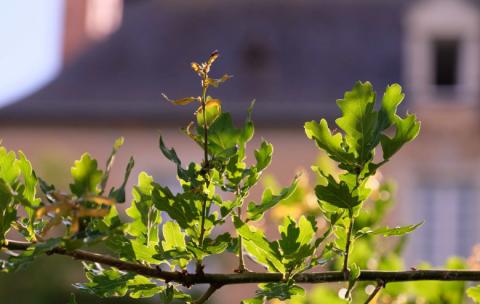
[
  {"xmin": 335, "ymin": 81, "xmax": 378, "ymax": 164},
  {"xmin": 468, "ymin": 286, "xmax": 480, "ymax": 303},
  {"xmin": 161, "ymin": 94, "xmax": 200, "ymax": 106},
  {"xmin": 233, "ymin": 216, "xmax": 285, "ymax": 273},
  {"xmin": 162, "ymin": 221, "xmax": 186, "ymax": 252},
  {"xmin": 247, "ymin": 176, "xmax": 298, "ymax": 222},
  {"xmin": 70, "ymin": 153, "xmax": 103, "ymax": 197},
  {"xmin": 6, "ymin": 238, "xmax": 63, "ymax": 271},
  {"xmin": 315, "ymin": 174, "xmax": 364, "ymax": 210},
  {"xmin": 109, "ymin": 156, "xmax": 135, "ymax": 203},
  {"xmin": 304, "ymin": 119, "xmax": 355, "ymax": 168},
  {"xmin": 125, "ymin": 172, "xmax": 161, "ymax": 262},
  {"xmin": 67, "ymin": 293, "xmax": 78, "ymax": 304},
  {"xmin": 196, "ymin": 98, "xmax": 222, "ymax": 127},
  {"xmin": 206, "ymin": 74, "xmax": 233, "ymax": 88},
  {"xmin": 254, "ymin": 140, "xmax": 273, "ymax": 172},
  {"xmin": 381, "ymin": 114, "xmax": 420, "ymax": 160},
  {"xmin": 371, "ymin": 222, "xmax": 423, "ymax": 237},
  {"xmin": 255, "ymin": 281, "xmax": 304, "ymax": 301}
]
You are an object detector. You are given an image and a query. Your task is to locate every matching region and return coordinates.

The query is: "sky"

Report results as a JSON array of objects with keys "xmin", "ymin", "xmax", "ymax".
[{"xmin": 0, "ymin": 0, "xmax": 63, "ymax": 107}]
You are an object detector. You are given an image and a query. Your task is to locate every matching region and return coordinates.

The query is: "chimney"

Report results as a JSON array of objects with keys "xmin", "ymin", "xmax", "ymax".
[{"xmin": 62, "ymin": 0, "xmax": 123, "ymax": 64}]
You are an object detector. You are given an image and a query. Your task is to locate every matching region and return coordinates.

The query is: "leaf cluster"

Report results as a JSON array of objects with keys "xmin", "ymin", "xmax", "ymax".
[{"xmin": 0, "ymin": 52, "xmax": 454, "ymax": 304}]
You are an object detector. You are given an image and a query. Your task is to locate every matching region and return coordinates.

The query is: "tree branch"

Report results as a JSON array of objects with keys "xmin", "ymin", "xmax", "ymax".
[{"xmin": 5, "ymin": 240, "xmax": 480, "ymax": 286}]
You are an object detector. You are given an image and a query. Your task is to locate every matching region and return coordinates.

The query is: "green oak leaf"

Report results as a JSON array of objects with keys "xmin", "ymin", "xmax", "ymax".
[
  {"xmin": 377, "ymin": 83, "xmax": 405, "ymax": 133},
  {"xmin": 108, "ymin": 156, "xmax": 134, "ymax": 203},
  {"xmin": 100, "ymin": 137, "xmax": 124, "ymax": 194},
  {"xmin": 254, "ymin": 140, "xmax": 273, "ymax": 172},
  {"xmin": 205, "ymin": 112, "xmax": 241, "ymax": 158},
  {"xmin": 467, "ymin": 286, "xmax": 480, "ymax": 303},
  {"xmin": 159, "ymin": 285, "xmax": 192, "ymax": 304},
  {"xmin": 247, "ymin": 176, "xmax": 298, "ymax": 221},
  {"xmin": 241, "ymin": 298, "xmax": 264, "ymax": 304},
  {"xmin": 159, "ymin": 136, "xmax": 182, "ymax": 167},
  {"xmin": 125, "ymin": 172, "xmax": 161, "ymax": 263},
  {"xmin": 152, "ymin": 186, "xmax": 200, "ymax": 234},
  {"xmin": 162, "ymin": 221, "xmax": 186, "ymax": 251},
  {"xmin": 315, "ymin": 174, "xmax": 366, "ymax": 210},
  {"xmin": 233, "ymin": 216, "xmax": 285, "ymax": 273},
  {"xmin": 345, "ymin": 262, "xmax": 361, "ymax": 300},
  {"xmin": 238, "ymin": 100, "xmax": 256, "ymax": 159},
  {"xmin": 17, "ymin": 151, "xmax": 40, "ymax": 207},
  {"xmin": 6, "ymin": 238, "xmax": 63, "ymax": 271},
  {"xmin": 371, "ymin": 222, "xmax": 423, "ymax": 237},
  {"xmin": 255, "ymin": 281, "xmax": 305, "ymax": 301},
  {"xmin": 304, "ymin": 119, "xmax": 355, "ymax": 167},
  {"xmin": 127, "ymin": 275, "xmax": 163, "ymax": 298},
  {"xmin": 0, "ymin": 147, "xmax": 20, "ymax": 184},
  {"xmin": 278, "ymin": 216, "xmax": 317, "ymax": 272},
  {"xmin": 70, "ymin": 153, "xmax": 103, "ymax": 197},
  {"xmin": 381, "ymin": 114, "xmax": 420, "ymax": 160},
  {"xmin": 75, "ymin": 264, "xmax": 162, "ymax": 299},
  {"xmin": 306, "ymin": 82, "xmax": 419, "ymax": 170},
  {"xmin": 336, "ymin": 81, "xmax": 377, "ymax": 164},
  {"xmin": 159, "ymin": 221, "xmax": 190, "ymax": 268},
  {"xmin": 67, "ymin": 293, "xmax": 78, "ymax": 304}
]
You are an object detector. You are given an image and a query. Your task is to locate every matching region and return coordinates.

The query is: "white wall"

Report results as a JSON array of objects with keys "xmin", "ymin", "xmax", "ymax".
[{"xmin": 0, "ymin": 0, "xmax": 64, "ymax": 107}]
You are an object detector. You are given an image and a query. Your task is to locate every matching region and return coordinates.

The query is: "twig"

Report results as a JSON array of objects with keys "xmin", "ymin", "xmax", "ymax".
[
  {"xmin": 236, "ymin": 234, "xmax": 246, "ymax": 273},
  {"xmin": 197, "ymin": 81, "xmax": 210, "ymax": 273},
  {"xmin": 235, "ymin": 206, "xmax": 247, "ymax": 273},
  {"xmin": 364, "ymin": 280, "xmax": 385, "ymax": 304},
  {"xmin": 343, "ymin": 210, "xmax": 354, "ymax": 279},
  {"xmin": 5, "ymin": 240, "xmax": 480, "ymax": 286},
  {"xmin": 192, "ymin": 284, "xmax": 222, "ymax": 304}
]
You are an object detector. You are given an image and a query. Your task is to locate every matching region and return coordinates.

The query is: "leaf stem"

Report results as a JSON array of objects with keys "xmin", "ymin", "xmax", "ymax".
[
  {"xmin": 192, "ymin": 284, "xmax": 222, "ymax": 304},
  {"xmin": 364, "ymin": 280, "xmax": 385, "ymax": 304},
  {"xmin": 197, "ymin": 82, "xmax": 210, "ymax": 270},
  {"xmin": 235, "ymin": 206, "xmax": 246, "ymax": 273},
  {"xmin": 343, "ymin": 210, "xmax": 354, "ymax": 279}
]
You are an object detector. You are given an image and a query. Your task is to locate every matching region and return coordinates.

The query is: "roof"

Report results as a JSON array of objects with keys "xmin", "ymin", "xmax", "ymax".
[{"xmin": 0, "ymin": 0, "xmax": 408, "ymax": 127}]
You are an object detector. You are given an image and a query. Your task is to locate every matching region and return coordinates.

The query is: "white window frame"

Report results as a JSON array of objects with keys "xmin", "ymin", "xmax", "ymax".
[
  {"xmin": 407, "ymin": 178, "xmax": 478, "ymax": 266},
  {"xmin": 404, "ymin": 0, "xmax": 480, "ymax": 104}
]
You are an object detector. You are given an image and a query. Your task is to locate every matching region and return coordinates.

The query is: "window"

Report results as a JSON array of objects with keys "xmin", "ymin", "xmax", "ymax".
[
  {"xmin": 242, "ymin": 42, "xmax": 270, "ymax": 71},
  {"xmin": 405, "ymin": 0, "xmax": 480, "ymax": 104},
  {"xmin": 414, "ymin": 183, "xmax": 477, "ymax": 265},
  {"xmin": 433, "ymin": 39, "xmax": 460, "ymax": 88}
]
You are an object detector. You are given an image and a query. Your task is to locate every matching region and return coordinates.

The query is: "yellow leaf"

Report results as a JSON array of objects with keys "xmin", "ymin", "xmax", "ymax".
[
  {"xmin": 70, "ymin": 215, "xmax": 80, "ymax": 234},
  {"xmin": 77, "ymin": 208, "xmax": 109, "ymax": 217},
  {"xmin": 161, "ymin": 94, "xmax": 199, "ymax": 106},
  {"xmin": 206, "ymin": 74, "xmax": 232, "ymax": 88},
  {"xmin": 84, "ymin": 195, "xmax": 115, "ymax": 206},
  {"xmin": 196, "ymin": 98, "xmax": 222, "ymax": 127},
  {"xmin": 206, "ymin": 50, "xmax": 219, "ymax": 70},
  {"xmin": 191, "ymin": 62, "xmax": 201, "ymax": 73}
]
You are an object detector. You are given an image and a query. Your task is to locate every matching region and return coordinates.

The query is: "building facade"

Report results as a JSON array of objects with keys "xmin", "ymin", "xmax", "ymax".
[{"xmin": 0, "ymin": 0, "xmax": 478, "ymax": 301}]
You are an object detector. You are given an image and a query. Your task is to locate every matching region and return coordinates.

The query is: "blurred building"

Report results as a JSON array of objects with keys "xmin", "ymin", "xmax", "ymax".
[{"xmin": 0, "ymin": 0, "xmax": 478, "ymax": 301}]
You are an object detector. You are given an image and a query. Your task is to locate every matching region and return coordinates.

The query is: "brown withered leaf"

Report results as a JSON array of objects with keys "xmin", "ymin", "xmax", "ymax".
[
  {"xmin": 161, "ymin": 93, "xmax": 200, "ymax": 105},
  {"xmin": 206, "ymin": 74, "xmax": 233, "ymax": 88},
  {"xmin": 206, "ymin": 50, "xmax": 219, "ymax": 72},
  {"xmin": 35, "ymin": 192, "xmax": 114, "ymax": 236},
  {"xmin": 83, "ymin": 195, "xmax": 115, "ymax": 206},
  {"xmin": 191, "ymin": 62, "xmax": 203, "ymax": 76}
]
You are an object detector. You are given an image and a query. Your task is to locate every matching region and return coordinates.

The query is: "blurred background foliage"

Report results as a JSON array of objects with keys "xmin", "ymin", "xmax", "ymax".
[
  {"xmin": 0, "ymin": 154, "xmax": 473, "ymax": 303},
  {"xmin": 263, "ymin": 155, "xmax": 471, "ymax": 304}
]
